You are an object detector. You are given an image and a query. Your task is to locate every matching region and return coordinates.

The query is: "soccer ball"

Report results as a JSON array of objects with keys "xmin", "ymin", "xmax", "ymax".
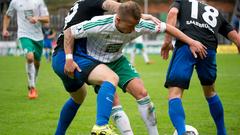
[{"xmin": 173, "ymin": 125, "xmax": 199, "ymax": 135}]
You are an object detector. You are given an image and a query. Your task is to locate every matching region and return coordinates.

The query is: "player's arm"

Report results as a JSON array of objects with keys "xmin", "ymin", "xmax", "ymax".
[
  {"xmin": 227, "ymin": 31, "xmax": 240, "ymax": 53},
  {"xmin": 29, "ymin": 0, "xmax": 49, "ymax": 24},
  {"xmin": 63, "ymin": 18, "xmax": 103, "ymax": 78},
  {"xmin": 2, "ymin": 15, "xmax": 11, "ymax": 38},
  {"xmin": 2, "ymin": 1, "xmax": 15, "ymax": 38},
  {"xmin": 219, "ymin": 16, "xmax": 240, "ymax": 53},
  {"xmin": 164, "ymin": 23, "xmax": 207, "ymax": 59},
  {"xmin": 161, "ymin": 7, "xmax": 178, "ymax": 59},
  {"xmin": 102, "ymin": 0, "xmax": 120, "ymax": 12}
]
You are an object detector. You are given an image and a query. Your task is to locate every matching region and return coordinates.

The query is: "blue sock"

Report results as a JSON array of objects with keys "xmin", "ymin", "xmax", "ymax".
[
  {"xmin": 169, "ymin": 98, "xmax": 186, "ymax": 135},
  {"xmin": 206, "ymin": 95, "xmax": 226, "ymax": 135},
  {"xmin": 96, "ymin": 81, "xmax": 116, "ymax": 126},
  {"xmin": 55, "ymin": 98, "xmax": 80, "ymax": 135},
  {"xmin": 45, "ymin": 52, "xmax": 49, "ymax": 60}
]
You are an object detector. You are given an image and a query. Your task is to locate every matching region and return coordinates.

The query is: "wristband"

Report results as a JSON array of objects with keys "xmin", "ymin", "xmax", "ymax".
[
  {"xmin": 160, "ymin": 22, "xmax": 167, "ymax": 32},
  {"xmin": 66, "ymin": 54, "xmax": 73, "ymax": 60}
]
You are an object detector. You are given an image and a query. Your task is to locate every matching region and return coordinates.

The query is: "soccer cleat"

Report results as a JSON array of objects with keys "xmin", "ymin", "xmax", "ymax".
[
  {"xmin": 91, "ymin": 124, "xmax": 118, "ymax": 135},
  {"xmin": 28, "ymin": 87, "xmax": 38, "ymax": 99}
]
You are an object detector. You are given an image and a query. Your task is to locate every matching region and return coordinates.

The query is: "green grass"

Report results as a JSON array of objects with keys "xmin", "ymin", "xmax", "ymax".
[{"xmin": 0, "ymin": 54, "xmax": 239, "ymax": 135}]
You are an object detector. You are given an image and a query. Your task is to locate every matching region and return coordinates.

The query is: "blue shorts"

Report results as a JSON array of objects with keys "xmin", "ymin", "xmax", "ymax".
[
  {"xmin": 165, "ymin": 45, "xmax": 216, "ymax": 89},
  {"xmin": 52, "ymin": 49, "xmax": 100, "ymax": 92},
  {"xmin": 44, "ymin": 39, "xmax": 52, "ymax": 49}
]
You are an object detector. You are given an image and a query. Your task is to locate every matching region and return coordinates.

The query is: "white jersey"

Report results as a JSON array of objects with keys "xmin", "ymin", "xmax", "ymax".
[
  {"xmin": 6, "ymin": 0, "xmax": 49, "ymax": 41},
  {"xmin": 71, "ymin": 14, "xmax": 166, "ymax": 63}
]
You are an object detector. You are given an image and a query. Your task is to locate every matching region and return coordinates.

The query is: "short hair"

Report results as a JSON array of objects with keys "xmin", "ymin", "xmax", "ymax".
[{"xmin": 117, "ymin": 1, "xmax": 141, "ymax": 21}]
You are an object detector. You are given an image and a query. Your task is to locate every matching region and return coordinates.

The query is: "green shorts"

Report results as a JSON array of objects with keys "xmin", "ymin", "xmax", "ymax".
[
  {"xmin": 19, "ymin": 37, "xmax": 44, "ymax": 61},
  {"xmin": 106, "ymin": 56, "xmax": 140, "ymax": 92},
  {"xmin": 135, "ymin": 43, "xmax": 144, "ymax": 50}
]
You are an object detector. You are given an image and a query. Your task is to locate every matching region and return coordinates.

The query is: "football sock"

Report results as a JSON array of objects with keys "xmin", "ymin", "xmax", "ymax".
[
  {"xmin": 206, "ymin": 94, "xmax": 226, "ymax": 135},
  {"xmin": 142, "ymin": 51, "xmax": 150, "ymax": 63},
  {"xmin": 169, "ymin": 98, "xmax": 186, "ymax": 135},
  {"xmin": 111, "ymin": 105, "xmax": 133, "ymax": 135},
  {"xmin": 137, "ymin": 95, "xmax": 159, "ymax": 135},
  {"xmin": 96, "ymin": 81, "xmax": 116, "ymax": 126},
  {"xmin": 130, "ymin": 51, "xmax": 135, "ymax": 65},
  {"xmin": 34, "ymin": 65, "xmax": 39, "ymax": 84},
  {"xmin": 26, "ymin": 62, "xmax": 36, "ymax": 88},
  {"xmin": 55, "ymin": 98, "xmax": 80, "ymax": 135}
]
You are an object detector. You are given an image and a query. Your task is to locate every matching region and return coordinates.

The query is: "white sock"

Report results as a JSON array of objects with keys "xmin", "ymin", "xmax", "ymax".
[
  {"xmin": 130, "ymin": 50, "xmax": 135, "ymax": 65},
  {"xmin": 111, "ymin": 105, "xmax": 134, "ymax": 135},
  {"xmin": 26, "ymin": 62, "xmax": 36, "ymax": 88},
  {"xmin": 142, "ymin": 51, "xmax": 150, "ymax": 63},
  {"xmin": 137, "ymin": 96, "xmax": 159, "ymax": 135},
  {"xmin": 34, "ymin": 67, "xmax": 39, "ymax": 84}
]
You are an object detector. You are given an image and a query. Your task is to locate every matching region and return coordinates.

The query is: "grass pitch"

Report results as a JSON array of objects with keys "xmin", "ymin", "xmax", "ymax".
[{"xmin": 0, "ymin": 54, "xmax": 239, "ymax": 135}]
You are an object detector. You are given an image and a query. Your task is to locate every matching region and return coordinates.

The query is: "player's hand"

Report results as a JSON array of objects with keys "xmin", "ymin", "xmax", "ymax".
[
  {"xmin": 2, "ymin": 30, "xmax": 10, "ymax": 38},
  {"xmin": 28, "ymin": 16, "xmax": 38, "ymax": 24},
  {"xmin": 190, "ymin": 40, "xmax": 207, "ymax": 59},
  {"xmin": 64, "ymin": 59, "xmax": 81, "ymax": 79},
  {"xmin": 161, "ymin": 42, "xmax": 173, "ymax": 60},
  {"xmin": 141, "ymin": 14, "xmax": 161, "ymax": 25}
]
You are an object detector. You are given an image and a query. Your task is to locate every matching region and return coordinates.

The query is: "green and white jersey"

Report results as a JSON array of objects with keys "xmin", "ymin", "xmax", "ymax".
[
  {"xmin": 6, "ymin": 0, "xmax": 49, "ymax": 41},
  {"xmin": 71, "ymin": 14, "xmax": 166, "ymax": 63}
]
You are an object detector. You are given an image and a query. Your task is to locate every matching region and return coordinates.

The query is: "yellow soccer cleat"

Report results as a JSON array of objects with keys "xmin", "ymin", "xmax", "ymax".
[{"xmin": 91, "ymin": 124, "xmax": 118, "ymax": 135}]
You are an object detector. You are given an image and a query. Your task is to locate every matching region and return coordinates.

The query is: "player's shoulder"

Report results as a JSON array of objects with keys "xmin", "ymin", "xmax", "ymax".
[
  {"xmin": 136, "ymin": 19, "xmax": 156, "ymax": 29},
  {"xmin": 91, "ymin": 14, "xmax": 114, "ymax": 22}
]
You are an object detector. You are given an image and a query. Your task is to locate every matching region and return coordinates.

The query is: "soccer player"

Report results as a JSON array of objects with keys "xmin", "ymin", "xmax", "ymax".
[
  {"xmin": 42, "ymin": 23, "xmax": 56, "ymax": 62},
  {"xmin": 2, "ymin": 0, "xmax": 49, "ymax": 99},
  {"xmin": 161, "ymin": 0, "xmax": 240, "ymax": 135},
  {"xmin": 52, "ymin": 0, "xmax": 161, "ymax": 135},
  {"xmin": 60, "ymin": 1, "xmax": 207, "ymax": 134},
  {"xmin": 130, "ymin": 36, "xmax": 153, "ymax": 65}
]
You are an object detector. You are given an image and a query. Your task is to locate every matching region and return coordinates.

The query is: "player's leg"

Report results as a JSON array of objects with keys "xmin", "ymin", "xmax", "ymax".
[
  {"xmin": 165, "ymin": 45, "xmax": 196, "ymax": 135},
  {"xmin": 52, "ymin": 50, "xmax": 88, "ymax": 135},
  {"xmin": 108, "ymin": 56, "xmax": 158, "ymax": 135},
  {"xmin": 94, "ymin": 86, "xmax": 134, "ymax": 135},
  {"xmin": 130, "ymin": 47, "xmax": 136, "ymax": 65},
  {"xmin": 111, "ymin": 93, "xmax": 134, "ymax": 135},
  {"xmin": 19, "ymin": 38, "xmax": 38, "ymax": 98},
  {"xmin": 196, "ymin": 50, "xmax": 226, "ymax": 135},
  {"xmin": 87, "ymin": 64, "xmax": 119, "ymax": 129},
  {"xmin": 55, "ymin": 85, "xmax": 87, "ymax": 135}
]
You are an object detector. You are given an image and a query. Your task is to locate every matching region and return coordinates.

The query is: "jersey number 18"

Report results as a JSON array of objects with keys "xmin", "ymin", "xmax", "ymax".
[{"xmin": 189, "ymin": 0, "xmax": 219, "ymax": 27}]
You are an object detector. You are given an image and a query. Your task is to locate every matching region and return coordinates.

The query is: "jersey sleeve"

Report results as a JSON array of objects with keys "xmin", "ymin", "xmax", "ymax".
[
  {"xmin": 170, "ymin": 0, "xmax": 181, "ymax": 10},
  {"xmin": 218, "ymin": 14, "xmax": 234, "ymax": 38},
  {"xmin": 6, "ymin": 0, "xmax": 16, "ymax": 17},
  {"xmin": 39, "ymin": 0, "xmax": 49, "ymax": 16},
  {"xmin": 70, "ymin": 16, "xmax": 113, "ymax": 39},
  {"xmin": 135, "ymin": 19, "xmax": 166, "ymax": 34}
]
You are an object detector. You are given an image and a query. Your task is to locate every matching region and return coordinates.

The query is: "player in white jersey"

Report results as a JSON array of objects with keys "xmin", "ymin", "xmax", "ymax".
[
  {"xmin": 130, "ymin": 35, "xmax": 153, "ymax": 65},
  {"xmin": 59, "ymin": 1, "xmax": 207, "ymax": 135},
  {"xmin": 2, "ymin": 0, "xmax": 49, "ymax": 99}
]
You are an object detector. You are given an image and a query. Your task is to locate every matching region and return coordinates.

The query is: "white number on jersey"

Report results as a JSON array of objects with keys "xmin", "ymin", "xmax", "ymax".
[
  {"xmin": 64, "ymin": 2, "xmax": 79, "ymax": 29},
  {"xmin": 189, "ymin": 0, "xmax": 219, "ymax": 27}
]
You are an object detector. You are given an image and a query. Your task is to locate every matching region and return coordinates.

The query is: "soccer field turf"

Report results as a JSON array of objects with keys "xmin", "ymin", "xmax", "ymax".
[{"xmin": 0, "ymin": 54, "xmax": 239, "ymax": 135}]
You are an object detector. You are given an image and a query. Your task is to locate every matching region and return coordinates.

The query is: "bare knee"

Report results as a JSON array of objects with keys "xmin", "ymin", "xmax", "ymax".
[
  {"xmin": 70, "ymin": 85, "xmax": 87, "ymax": 104},
  {"xmin": 126, "ymin": 78, "xmax": 148, "ymax": 100},
  {"xmin": 103, "ymin": 73, "xmax": 119, "ymax": 87},
  {"xmin": 168, "ymin": 87, "xmax": 183, "ymax": 100},
  {"xmin": 26, "ymin": 53, "xmax": 34, "ymax": 63},
  {"xmin": 202, "ymin": 84, "xmax": 216, "ymax": 98}
]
